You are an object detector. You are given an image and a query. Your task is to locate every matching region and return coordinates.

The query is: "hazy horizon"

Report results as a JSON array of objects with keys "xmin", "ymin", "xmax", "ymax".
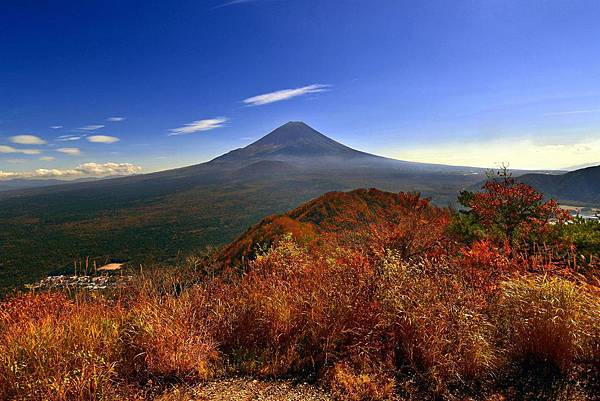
[{"xmin": 2, "ymin": 0, "xmax": 600, "ymax": 180}]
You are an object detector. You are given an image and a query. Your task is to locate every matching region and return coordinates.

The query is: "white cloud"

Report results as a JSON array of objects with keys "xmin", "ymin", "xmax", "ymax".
[
  {"xmin": 39, "ymin": 156, "xmax": 55, "ymax": 161},
  {"xmin": 0, "ymin": 162, "xmax": 142, "ymax": 181},
  {"xmin": 243, "ymin": 84, "xmax": 331, "ymax": 106},
  {"xmin": 107, "ymin": 117, "xmax": 125, "ymax": 122},
  {"xmin": 0, "ymin": 145, "xmax": 17, "ymax": 153},
  {"xmin": 56, "ymin": 147, "xmax": 81, "ymax": 155},
  {"xmin": 87, "ymin": 135, "xmax": 120, "ymax": 143},
  {"xmin": 10, "ymin": 135, "xmax": 47, "ymax": 145},
  {"xmin": 50, "ymin": 125, "xmax": 63, "ymax": 129},
  {"xmin": 0, "ymin": 171, "xmax": 17, "ymax": 179},
  {"xmin": 168, "ymin": 117, "xmax": 227, "ymax": 136},
  {"xmin": 56, "ymin": 135, "xmax": 81, "ymax": 142},
  {"xmin": 0, "ymin": 145, "xmax": 42, "ymax": 155},
  {"xmin": 77, "ymin": 125, "xmax": 105, "ymax": 131},
  {"xmin": 76, "ymin": 162, "xmax": 141, "ymax": 176}
]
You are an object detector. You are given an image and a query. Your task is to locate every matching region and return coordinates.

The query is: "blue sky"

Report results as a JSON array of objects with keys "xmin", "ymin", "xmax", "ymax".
[{"xmin": 2, "ymin": 0, "xmax": 600, "ymax": 178}]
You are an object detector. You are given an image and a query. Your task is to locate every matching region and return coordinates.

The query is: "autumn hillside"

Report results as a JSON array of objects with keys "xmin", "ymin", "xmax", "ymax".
[
  {"xmin": 1, "ymin": 176, "xmax": 599, "ymax": 401},
  {"xmin": 220, "ymin": 188, "xmax": 448, "ymax": 266}
]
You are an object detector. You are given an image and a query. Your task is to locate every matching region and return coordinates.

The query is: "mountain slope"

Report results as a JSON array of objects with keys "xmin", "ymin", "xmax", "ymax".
[
  {"xmin": 519, "ymin": 165, "xmax": 600, "ymax": 205},
  {"xmin": 0, "ymin": 179, "xmax": 67, "ymax": 192},
  {"xmin": 212, "ymin": 121, "xmax": 368, "ymax": 163},
  {"xmin": 210, "ymin": 121, "xmax": 481, "ymax": 172},
  {"xmin": 0, "ymin": 121, "xmax": 486, "ymax": 291},
  {"xmin": 219, "ymin": 188, "xmax": 442, "ymax": 266},
  {"xmin": 0, "ymin": 177, "xmax": 101, "ymax": 192}
]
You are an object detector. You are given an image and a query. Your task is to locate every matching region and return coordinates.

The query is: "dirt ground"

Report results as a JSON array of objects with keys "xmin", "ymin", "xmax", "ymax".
[{"xmin": 158, "ymin": 378, "xmax": 334, "ymax": 401}]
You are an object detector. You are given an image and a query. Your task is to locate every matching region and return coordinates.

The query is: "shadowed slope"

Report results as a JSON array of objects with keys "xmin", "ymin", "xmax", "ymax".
[{"xmin": 520, "ymin": 165, "xmax": 600, "ymax": 205}]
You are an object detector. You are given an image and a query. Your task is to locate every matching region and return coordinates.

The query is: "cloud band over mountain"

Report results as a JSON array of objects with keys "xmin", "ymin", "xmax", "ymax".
[{"xmin": 0, "ymin": 162, "xmax": 142, "ymax": 180}]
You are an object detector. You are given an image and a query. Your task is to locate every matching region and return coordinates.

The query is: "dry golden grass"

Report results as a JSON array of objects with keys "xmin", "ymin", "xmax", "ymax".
[
  {"xmin": 0, "ymin": 196, "xmax": 598, "ymax": 400},
  {"xmin": 213, "ymin": 237, "xmax": 385, "ymax": 378},
  {"xmin": 0, "ymin": 293, "xmax": 125, "ymax": 401},
  {"xmin": 377, "ymin": 253, "xmax": 498, "ymax": 393},
  {"xmin": 497, "ymin": 275, "xmax": 600, "ymax": 371},
  {"xmin": 328, "ymin": 362, "xmax": 395, "ymax": 401},
  {"xmin": 119, "ymin": 290, "xmax": 219, "ymax": 383}
]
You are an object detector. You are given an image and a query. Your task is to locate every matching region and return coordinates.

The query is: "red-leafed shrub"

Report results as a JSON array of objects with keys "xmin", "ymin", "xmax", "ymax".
[
  {"xmin": 367, "ymin": 193, "xmax": 451, "ymax": 260},
  {"xmin": 452, "ymin": 170, "xmax": 573, "ymax": 277},
  {"xmin": 457, "ymin": 172, "xmax": 570, "ymax": 253}
]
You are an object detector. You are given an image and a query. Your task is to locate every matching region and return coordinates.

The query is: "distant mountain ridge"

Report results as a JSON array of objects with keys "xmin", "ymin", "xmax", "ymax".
[
  {"xmin": 519, "ymin": 165, "xmax": 600, "ymax": 205},
  {"xmin": 563, "ymin": 162, "xmax": 600, "ymax": 171},
  {"xmin": 0, "ymin": 177, "xmax": 101, "ymax": 193}
]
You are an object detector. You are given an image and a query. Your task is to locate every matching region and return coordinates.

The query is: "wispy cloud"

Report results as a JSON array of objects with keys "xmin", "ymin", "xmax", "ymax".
[
  {"xmin": 243, "ymin": 84, "xmax": 331, "ymax": 106},
  {"xmin": 546, "ymin": 108, "xmax": 600, "ymax": 116},
  {"xmin": 168, "ymin": 117, "xmax": 227, "ymax": 136},
  {"xmin": 56, "ymin": 147, "xmax": 81, "ymax": 155},
  {"xmin": 10, "ymin": 135, "xmax": 47, "ymax": 145},
  {"xmin": 0, "ymin": 162, "xmax": 142, "ymax": 180},
  {"xmin": 50, "ymin": 125, "xmax": 63, "ymax": 129},
  {"xmin": 77, "ymin": 125, "xmax": 105, "ymax": 131},
  {"xmin": 0, "ymin": 145, "xmax": 42, "ymax": 155},
  {"xmin": 87, "ymin": 135, "xmax": 120, "ymax": 144},
  {"xmin": 214, "ymin": 0, "xmax": 258, "ymax": 9},
  {"xmin": 39, "ymin": 156, "xmax": 56, "ymax": 161},
  {"xmin": 107, "ymin": 117, "xmax": 125, "ymax": 122},
  {"xmin": 56, "ymin": 135, "xmax": 81, "ymax": 142}
]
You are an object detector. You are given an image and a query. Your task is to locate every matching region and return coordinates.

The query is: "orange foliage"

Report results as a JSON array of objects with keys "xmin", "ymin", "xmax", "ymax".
[
  {"xmin": 0, "ymin": 293, "xmax": 126, "ymax": 400},
  {"xmin": 222, "ymin": 189, "xmax": 452, "ymax": 268},
  {"xmin": 366, "ymin": 192, "xmax": 451, "ymax": 260},
  {"xmin": 119, "ymin": 290, "xmax": 219, "ymax": 383},
  {"xmin": 0, "ymin": 188, "xmax": 598, "ymax": 400},
  {"xmin": 461, "ymin": 175, "xmax": 571, "ymax": 254},
  {"xmin": 220, "ymin": 215, "xmax": 316, "ymax": 267}
]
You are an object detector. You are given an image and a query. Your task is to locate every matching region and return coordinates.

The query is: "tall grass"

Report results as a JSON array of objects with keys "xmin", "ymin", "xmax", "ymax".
[
  {"xmin": 0, "ymin": 293, "xmax": 125, "ymax": 400},
  {"xmin": 0, "ymin": 205, "xmax": 598, "ymax": 400},
  {"xmin": 377, "ymin": 254, "xmax": 498, "ymax": 393},
  {"xmin": 119, "ymin": 289, "xmax": 219, "ymax": 383},
  {"xmin": 214, "ymin": 237, "xmax": 386, "ymax": 379},
  {"xmin": 497, "ymin": 276, "xmax": 600, "ymax": 371}
]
